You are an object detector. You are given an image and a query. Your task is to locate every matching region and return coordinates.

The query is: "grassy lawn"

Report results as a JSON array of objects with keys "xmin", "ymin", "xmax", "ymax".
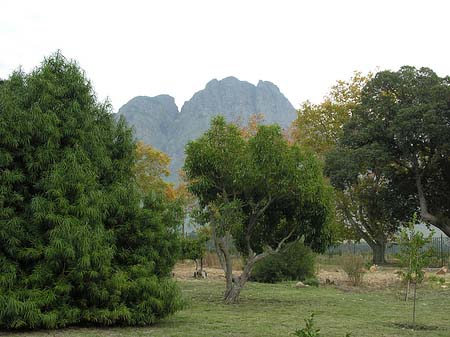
[{"xmin": 1, "ymin": 279, "xmax": 449, "ymax": 337}]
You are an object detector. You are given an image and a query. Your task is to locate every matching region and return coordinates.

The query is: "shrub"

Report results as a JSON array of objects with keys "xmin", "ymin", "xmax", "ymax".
[
  {"xmin": 250, "ymin": 241, "xmax": 316, "ymax": 283},
  {"xmin": 341, "ymin": 255, "xmax": 366, "ymax": 286},
  {"xmin": 294, "ymin": 313, "xmax": 321, "ymax": 337},
  {"xmin": 0, "ymin": 53, "xmax": 183, "ymax": 329},
  {"xmin": 181, "ymin": 236, "xmax": 207, "ymax": 262},
  {"xmin": 294, "ymin": 313, "xmax": 352, "ymax": 337},
  {"xmin": 303, "ymin": 277, "xmax": 320, "ymax": 287}
]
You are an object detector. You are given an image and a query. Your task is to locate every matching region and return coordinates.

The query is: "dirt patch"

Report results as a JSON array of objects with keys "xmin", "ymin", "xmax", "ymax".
[
  {"xmin": 174, "ymin": 261, "xmax": 450, "ymax": 290},
  {"xmin": 174, "ymin": 263, "xmax": 403, "ymax": 287},
  {"xmin": 174, "ymin": 261, "xmax": 226, "ymax": 281},
  {"xmin": 318, "ymin": 265, "xmax": 450, "ymax": 289},
  {"xmin": 318, "ymin": 266, "xmax": 402, "ymax": 289}
]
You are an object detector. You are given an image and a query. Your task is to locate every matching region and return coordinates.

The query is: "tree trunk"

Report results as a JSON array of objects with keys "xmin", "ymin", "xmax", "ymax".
[
  {"xmin": 370, "ymin": 242, "xmax": 387, "ymax": 265},
  {"xmin": 438, "ymin": 222, "xmax": 450, "ymax": 238},
  {"xmin": 412, "ymin": 281, "xmax": 417, "ymax": 329},
  {"xmin": 223, "ymin": 259, "xmax": 254, "ymax": 304},
  {"xmin": 415, "ymin": 170, "xmax": 450, "ymax": 238},
  {"xmin": 224, "ymin": 281, "xmax": 243, "ymax": 304},
  {"xmin": 404, "ymin": 279, "xmax": 410, "ymax": 301}
]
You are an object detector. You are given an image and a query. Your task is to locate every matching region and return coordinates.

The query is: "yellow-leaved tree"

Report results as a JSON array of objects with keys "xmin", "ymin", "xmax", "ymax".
[
  {"xmin": 134, "ymin": 141, "xmax": 171, "ymax": 195},
  {"xmin": 291, "ymin": 71, "xmax": 372, "ymax": 156}
]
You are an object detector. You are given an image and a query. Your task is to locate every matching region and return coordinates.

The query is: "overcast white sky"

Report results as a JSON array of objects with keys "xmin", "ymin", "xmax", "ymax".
[{"xmin": 2, "ymin": 0, "xmax": 450, "ymax": 111}]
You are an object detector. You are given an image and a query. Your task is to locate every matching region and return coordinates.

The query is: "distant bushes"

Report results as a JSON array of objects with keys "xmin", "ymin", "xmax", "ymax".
[
  {"xmin": 250, "ymin": 241, "xmax": 316, "ymax": 283},
  {"xmin": 341, "ymin": 255, "xmax": 366, "ymax": 286}
]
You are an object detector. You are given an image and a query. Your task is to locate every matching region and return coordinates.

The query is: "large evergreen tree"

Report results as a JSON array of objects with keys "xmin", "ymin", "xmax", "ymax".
[{"xmin": 0, "ymin": 53, "xmax": 182, "ymax": 329}]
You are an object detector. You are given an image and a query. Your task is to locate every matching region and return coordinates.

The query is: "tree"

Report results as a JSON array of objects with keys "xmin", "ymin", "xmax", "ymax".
[
  {"xmin": 341, "ymin": 66, "xmax": 450, "ymax": 237},
  {"xmin": 291, "ymin": 71, "xmax": 407, "ymax": 263},
  {"xmin": 325, "ymin": 150, "xmax": 413, "ymax": 264},
  {"xmin": 134, "ymin": 141, "xmax": 171, "ymax": 195},
  {"xmin": 180, "ymin": 226, "xmax": 210, "ymax": 276},
  {"xmin": 291, "ymin": 71, "xmax": 371, "ymax": 156},
  {"xmin": 184, "ymin": 116, "xmax": 333, "ymax": 303},
  {"xmin": 0, "ymin": 53, "xmax": 182, "ymax": 329},
  {"xmin": 398, "ymin": 214, "xmax": 433, "ymax": 329}
]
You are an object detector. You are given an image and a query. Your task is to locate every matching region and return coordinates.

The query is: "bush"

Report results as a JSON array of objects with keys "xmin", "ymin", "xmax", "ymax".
[
  {"xmin": 0, "ymin": 53, "xmax": 183, "ymax": 329},
  {"xmin": 250, "ymin": 241, "xmax": 316, "ymax": 283},
  {"xmin": 341, "ymin": 255, "xmax": 366, "ymax": 286},
  {"xmin": 294, "ymin": 313, "xmax": 352, "ymax": 337},
  {"xmin": 303, "ymin": 277, "xmax": 320, "ymax": 287},
  {"xmin": 294, "ymin": 313, "xmax": 321, "ymax": 337},
  {"xmin": 181, "ymin": 236, "xmax": 207, "ymax": 262}
]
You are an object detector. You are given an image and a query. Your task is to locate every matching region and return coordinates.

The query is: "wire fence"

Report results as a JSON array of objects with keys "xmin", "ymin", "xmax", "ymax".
[{"xmin": 326, "ymin": 235, "xmax": 450, "ymax": 267}]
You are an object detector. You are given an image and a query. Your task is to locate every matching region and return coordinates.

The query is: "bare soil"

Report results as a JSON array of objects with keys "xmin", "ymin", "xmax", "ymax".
[{"xmin": 174, "ymin": 261, "xmax": 450, "ymax": 289}]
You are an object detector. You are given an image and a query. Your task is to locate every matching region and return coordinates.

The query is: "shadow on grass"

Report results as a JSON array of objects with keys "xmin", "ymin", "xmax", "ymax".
[{"xmin": 390, "ymin": 322, "xmax": 440, "ymax": 331}]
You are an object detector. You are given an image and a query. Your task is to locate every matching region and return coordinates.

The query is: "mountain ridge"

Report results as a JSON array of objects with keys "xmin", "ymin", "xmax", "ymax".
[{"xmin": 117, "ymin": 77, "xmax": 297, "ymax": 180}]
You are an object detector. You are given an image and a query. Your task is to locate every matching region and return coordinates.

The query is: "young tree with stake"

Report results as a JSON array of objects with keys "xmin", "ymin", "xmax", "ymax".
[{"xmin": 398, "ymin": 214, "xmax": 433, "ymax": 329}]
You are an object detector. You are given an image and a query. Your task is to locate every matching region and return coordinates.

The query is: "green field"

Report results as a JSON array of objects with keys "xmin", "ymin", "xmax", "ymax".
[{"xmin": 2, "ymin": 278, "xmax": 449, "ymax": 337}]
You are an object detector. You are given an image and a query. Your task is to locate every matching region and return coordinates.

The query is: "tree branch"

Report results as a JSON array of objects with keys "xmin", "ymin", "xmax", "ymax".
[
  {"xmin": 415, "ymin": 171, "xmax": 438, "ymax": 224},
  {"xmin": 245, "ymin": 195, "xmax": 274, "ymax": 256}
]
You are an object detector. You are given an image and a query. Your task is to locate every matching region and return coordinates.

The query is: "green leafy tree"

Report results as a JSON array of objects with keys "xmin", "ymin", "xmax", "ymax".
[
  {"xmin": 398, "ymin": 214, "xmax": 433, "ymax": 329},
  {"xmin": 180, "ymin": 226, "xmax": 210, "ymax": 275},
  {"xmin": 184, "ymin": 116, "xmax": 333, "ymax": 303},
  {"xmin": 292, "ymin": 71, "xmax": 407, "ymax": 263},
  {"xmin": 340, "ymin": 66, "xmax": 450, "ymax": 237},
  {"xmin": 0, "ymin": 53, "xmax": 182, "ymax": 329},
  {"xmin": 325, "ymin": 152, "xmax": 413, "ymax": 264}
]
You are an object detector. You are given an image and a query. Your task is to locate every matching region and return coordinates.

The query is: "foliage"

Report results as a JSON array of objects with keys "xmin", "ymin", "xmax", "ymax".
[
  {"xmin": 0, "ymin": 53, "xmax": 182, "ymax": 329},
  {"xmin": 291, "ymin": 71, "xmax": 407, "ymax": 264},
  {"xmin": 184, "ymin": 116, "xmax": 334, "ymax": 302},
  {"xmin": 3, "ymin": 279, "xmax": 450, "ymax": 336},
  {"xmin": 338, "ymin": 66, "xmax": 450, "ymax": 237},
  {"xmin": 180, "ymin": 227, "xmax": 210, "ymax": 262},
  {"xmin": 397, "ymin": 214, "xmax": 434, "ymax": 328},
  {"xmin": 303, "ymin": 277, "xmax": 320, "ymax": 287},
  {"xmin": 134, "ymin": 141, "xmax": 189, "ymax": 238},
  {"xmin": 324, "ymin": 157, "xmax": 413, "ymax": 263},
  {"xmin": 250, "ymin": 241, "xmax": 316, "ymax": 283},
  {"xmin": 134, "ymin": 141, "xmax": 170, "ymax": 195},
  {"xmin": 291, "ymin": 71, "xmax": 372, "ymax": 157},
  {"xmin": 341, "ymin": 255, "xmax": 366, "ymax": 286},
  {"xmin": 293, "ymin": 313, "xmax": 352, "ymax": 337},
  {"xmin": 320, "ymin": 70, "xmax": 415, "ymax": 263},
  {"xmin": 398, "ymin": 215, "xmax": 434, "ymax": 286},
  {"xmin": 294, "ymin": 313, "xmax": 321, "ymax": 337}
]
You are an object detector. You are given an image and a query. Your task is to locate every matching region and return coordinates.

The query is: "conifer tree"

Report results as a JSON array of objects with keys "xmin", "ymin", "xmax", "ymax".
[{"xmin": 0, "ymin": 52, "xmax": 182, "ymax": 329}]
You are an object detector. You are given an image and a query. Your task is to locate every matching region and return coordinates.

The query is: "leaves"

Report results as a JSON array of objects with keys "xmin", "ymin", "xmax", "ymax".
[
  {"xmin": 0, "ymin": 52, "xmax": 182, "ymax": 329},
  {"xmin": 291, "ymin": 71, "xmax": 372, "ymax": 157},
  {"xmin": 184, "ymin": 116, "xmax": 333, "ymax": 256},
  {"xmin": 341, "ymin": 66, "xmax": 450, "ymax": 237}
]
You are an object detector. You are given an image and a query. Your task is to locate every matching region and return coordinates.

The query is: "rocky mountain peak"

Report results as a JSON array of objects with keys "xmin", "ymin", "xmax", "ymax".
[{"xmin": 117, "ymin": 77, "xmax": 297, "ymax": 180}]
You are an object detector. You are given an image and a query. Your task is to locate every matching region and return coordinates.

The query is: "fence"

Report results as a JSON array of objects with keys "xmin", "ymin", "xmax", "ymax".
[{"xmin": 326, "ymin": 235, "xmax": 450, "ymax": 267}]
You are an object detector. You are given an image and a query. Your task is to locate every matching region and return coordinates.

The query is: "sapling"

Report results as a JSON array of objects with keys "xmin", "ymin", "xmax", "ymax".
[{"xmin": 397, "ymin": 214, "xmax": 433, "ymax": 329}]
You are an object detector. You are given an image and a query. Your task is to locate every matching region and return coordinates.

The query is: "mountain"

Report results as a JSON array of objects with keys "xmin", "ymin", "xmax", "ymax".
[
  {"xmin": 116, "ymin": 94, "xmax": 179, "ymax": 154},
  {"xmin": 117, "ymin": 77, "xmax": 296, "ymax": 180}
]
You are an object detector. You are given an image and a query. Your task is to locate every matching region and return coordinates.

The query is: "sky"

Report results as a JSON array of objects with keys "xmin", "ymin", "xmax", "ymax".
[{"xmin": 2, "ymin": 0, "xmax": 450, "ymax": 111}]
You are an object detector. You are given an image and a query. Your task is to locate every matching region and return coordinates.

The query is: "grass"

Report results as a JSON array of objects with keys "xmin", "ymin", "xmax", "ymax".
[{"xmin": 1, "ymin": 279, "xmax": 449, "ymax": 337}]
